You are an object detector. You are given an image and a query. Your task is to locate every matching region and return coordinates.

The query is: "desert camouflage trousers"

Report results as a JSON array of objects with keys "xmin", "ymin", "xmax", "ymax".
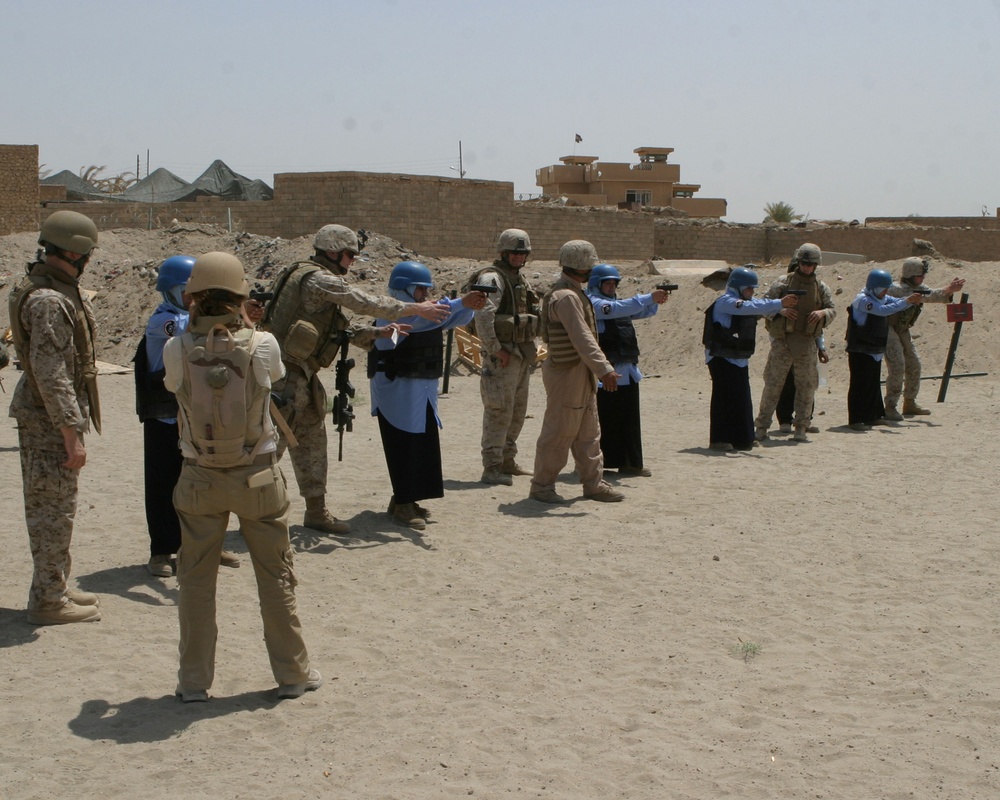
[
  {"xmin": 18, "ymin": 432, "xmax": 79, "ymax": 611},
  {"xmin": 480, "ymin": 343, "xmax": 534, "ymax": 468},
  {"xmin": 274, "ymin": 369, "xmax": 328, "ymax": 499},
  {"xmin": 884, "ymin": 327, "xmax": 921, "ymax": 405},
  {"xmin": 754, "ymin": 337, "xmax": 819, "ymax": 430}
]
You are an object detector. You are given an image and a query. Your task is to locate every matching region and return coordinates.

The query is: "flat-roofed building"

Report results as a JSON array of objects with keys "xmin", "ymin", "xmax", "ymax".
[{"xmin": 535, "ymin": 146, "xmax": 726, "ymax": 218}]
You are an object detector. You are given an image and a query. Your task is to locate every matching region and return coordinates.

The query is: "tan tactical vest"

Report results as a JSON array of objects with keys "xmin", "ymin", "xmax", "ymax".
[
  {"xmin": 770, "ymin": 272, "xmax": 825, "ymax": 339},
  {"xmin": 469, "ymin": 260, "xmax": 540, "ymax": 342},
  {"xmin": 262, "ymin": 260, "xmax": 348, "ymax": 372},
  {"xmin": 9, "ymin": 263, "xmax": 101, "ymax": 433},
  {"xmin": 541, "ymin": 276, "xmax": 598, "ymax": 366}
]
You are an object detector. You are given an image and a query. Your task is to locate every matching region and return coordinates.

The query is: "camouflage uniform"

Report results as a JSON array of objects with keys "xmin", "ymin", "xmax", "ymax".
[
  {"xmin": 884, "ymin": 282, "xmax": 952, "ymax": 406},
  {"xmin": 754, "ymin": 272, "xmax": 835, "ymax": 434},
  {"xmin": 8, "ymin": 262, "xmax": 100, "ymax": 612},
  {"xmin": 270, "ymin": 260, "xmax": 409, "ymax": 500},
  {"xmin": 473, "ymin": 261, "xmax": 540, "ymax": 469}
]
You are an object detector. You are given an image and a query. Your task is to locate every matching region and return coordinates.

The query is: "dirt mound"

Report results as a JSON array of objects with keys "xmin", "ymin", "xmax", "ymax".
[{"xmin": 0, "ymin": 226, "xmax": 990, "ymax": 391}]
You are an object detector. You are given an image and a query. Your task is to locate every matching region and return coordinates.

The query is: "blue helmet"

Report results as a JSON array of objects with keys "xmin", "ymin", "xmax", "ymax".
[
  {"xmin": 866, "ymin": 269, "xmax": 893, "ymax": 292},
  {"xmin": 388, "ymin": 260, "xmax": 434, "ymax": 291},
  {"xmin": 727, "ymin": 266, "xmax": 759, "ymax": 292},
  {"xmin": 588, "ymin": 263, "xmax": 621, "ymax": 294},
  {"xmin": 156, "ymin": 255, "xmax": 195, "ymax": 291}
]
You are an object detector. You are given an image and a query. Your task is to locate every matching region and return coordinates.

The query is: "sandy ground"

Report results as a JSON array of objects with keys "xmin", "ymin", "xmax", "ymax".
[{"xmin": 0, "ymin": 226, "xmax": 998, "ymax": 799}]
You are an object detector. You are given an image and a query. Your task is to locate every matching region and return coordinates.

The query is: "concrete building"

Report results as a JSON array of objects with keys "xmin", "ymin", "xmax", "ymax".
[{"xmin": 535, "ymin": 146, "xmax": 727, "ymax": 218}]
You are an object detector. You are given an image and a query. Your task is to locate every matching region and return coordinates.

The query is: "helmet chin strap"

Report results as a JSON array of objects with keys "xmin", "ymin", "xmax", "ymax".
[
  {"xmin": 313, "ymin": 250, "xmax": 348, "ymax": 275},
  {"xmin": 563, "ymin": 267, "xmax": 591, "ymax": 282},
  {"xmin": 53, "ymin": 247, "xmax": 90, "ymax": 276}
]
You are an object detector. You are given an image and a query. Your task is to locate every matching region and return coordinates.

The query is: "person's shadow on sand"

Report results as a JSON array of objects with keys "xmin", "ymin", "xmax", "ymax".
[
  {"xmin": 0, "ymin": 607, "xmax": 40, "ymax": 647},
  {"xmin": 69, "ymin": 691, "xmax": 282, "ymax": 743},
  {"xmin": 291, "ymin": 511, "xmax": 433, "ymax": 553}
]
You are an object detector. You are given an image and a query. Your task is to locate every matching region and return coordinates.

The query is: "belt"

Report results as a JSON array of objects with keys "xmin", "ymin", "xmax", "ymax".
[{"xmin": 184, "ymin": 453, "xmax": 277, "ymax": 468}]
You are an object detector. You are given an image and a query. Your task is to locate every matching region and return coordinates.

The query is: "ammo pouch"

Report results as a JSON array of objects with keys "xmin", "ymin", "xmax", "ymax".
[
  {"xmin": 283, "ymin": 320, "xmax": 319, "ymax": 362},
  {"xmin": 493, "ymin": 313, "xmax": 539, "ymax": 343}
]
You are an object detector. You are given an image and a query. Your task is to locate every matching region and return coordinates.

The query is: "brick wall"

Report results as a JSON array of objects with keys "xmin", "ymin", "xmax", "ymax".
[
  {"xmin": 0, "ymin": 145, "xmax": 39, "ymax": 235},
  {"xmin": 5, "ymin": 139, "xmax": 999, "ymax": 263},
  {"xmin": 655, "ymin": 222, "xmax": 1000, "ymax": 264}
]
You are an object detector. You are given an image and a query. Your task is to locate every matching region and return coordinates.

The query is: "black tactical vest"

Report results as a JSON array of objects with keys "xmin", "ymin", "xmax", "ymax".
[
  {"xmin": 367, "ymin": 328, "xmax": 444, "ymax": 380},
  {"xmin": 598, "ymin": 317, "xmax": 640, "ymax": 365},
  {"xmin": 703, "ymin": 300, "xmax": 758, "ymax": 359}
]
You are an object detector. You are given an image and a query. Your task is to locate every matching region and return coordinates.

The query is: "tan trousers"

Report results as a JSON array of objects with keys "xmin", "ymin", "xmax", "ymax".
[
  {"xmin": 174, "ymin": 461, "xmax": 311, "ymax": 692},
  {"xmin": 530, "ymin": 360, "xmax": 604, "ymax": 495}
]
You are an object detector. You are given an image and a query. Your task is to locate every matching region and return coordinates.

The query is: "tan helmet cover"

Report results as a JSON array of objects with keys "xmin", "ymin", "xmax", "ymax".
[
  {"xmin": 558, "ymin": 240, "xmax": 599, "ymax": 271},
  {"xmin": 313, "ymin": 224, "xmax": 359, "ymax": 254},
  {"xmin": 794, "ymin": 242, "xmax": 822, "ymax": 265},
  {"xmin": 39, "ymin": 210, "xmax": 99, "ymax": 254},
  {"xmin": 902, "ymin": 257, "xmax": 929, "ymax": 279},
  {"xmin": 497, "ymin": 228, "xmax": 531, "ymax": 253},
  {"xmin": 186, "ymin": 252, "xmax": 250, "ymax": 297}
]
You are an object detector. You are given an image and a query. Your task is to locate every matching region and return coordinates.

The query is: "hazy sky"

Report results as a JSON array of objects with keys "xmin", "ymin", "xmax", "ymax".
[{"xmin": 4, "ymin": 0, "xmax": 999, "ymax": 223}]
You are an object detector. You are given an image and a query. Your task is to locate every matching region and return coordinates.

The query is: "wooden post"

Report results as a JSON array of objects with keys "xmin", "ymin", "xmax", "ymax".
[{"xmin": 937, "ymin": 292, "xmax": 970, "ymax": 403}]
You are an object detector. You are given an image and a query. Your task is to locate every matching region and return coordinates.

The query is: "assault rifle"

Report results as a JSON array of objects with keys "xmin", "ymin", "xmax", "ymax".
[
  {"xmin": 331, "ymin": 332, "xmax": 356, "ymax": 462},
  {"xmin": 656, "ymin": 283, "xmax": 679, "ymax": 292}
]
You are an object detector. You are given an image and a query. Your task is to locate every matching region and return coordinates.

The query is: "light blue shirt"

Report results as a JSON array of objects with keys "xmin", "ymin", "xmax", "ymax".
[
  {"xmin": 588, "ymin": 291, "xmax": 660, "ymax": 385},
  {"xmin": 705, "ymin": 289, "xmax": 784, "ymax": 368},
  {"xmin": 145, "ymin": 303, "xmax": 189, "ymax": 425},
  {"xmin": 370, "ymin": 297, "xmax": 474, "ymax": 434}
]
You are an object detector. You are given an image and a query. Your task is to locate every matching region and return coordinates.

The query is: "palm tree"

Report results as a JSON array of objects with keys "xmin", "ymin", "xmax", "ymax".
[{"xmin": 763, "ymin": 201, "xmax": 803, "ymax": 223}]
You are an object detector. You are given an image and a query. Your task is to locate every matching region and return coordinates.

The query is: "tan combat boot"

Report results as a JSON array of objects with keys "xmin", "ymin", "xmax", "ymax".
[
  {"xmin": 903, "ymin": 399, "xmax": 931, "ymax": 415},
  {"xmin": 391, "ymin": 502, "xmax": 427, "ymax": 531},
  {"xmin": 28, "ymin": 601, "xmax": 101, "ymax": 626},
  {"xmin": 883, "ymin": 401, "xmax": 904, "ymax": 421},
  {"xmin": 500, "ymin": 458, "xmax": 531, "ymax": 476},
  {"xmin": 66, "ymin": 588, "xmax": 100, "ymax": 606},
  {"xmin": 304, "ymin": 498, "xmax": 351, "ymax": 534},
  {"xmin": 792, "ymin": 425, "xmax": 810, "ymax": 443},
  {"xmin": 481, "ymin": 466, "xmax": 513, "ymax": 486}
]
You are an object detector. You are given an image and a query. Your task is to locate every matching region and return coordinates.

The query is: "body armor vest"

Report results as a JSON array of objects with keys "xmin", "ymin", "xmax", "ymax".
[
  {"xmin": 703, "ymin": 300, "xmax": 758, "ymax": 359},
  {"xmin": 469, "ymin": 261, "xmax": 540, "ymax": 342},
  {"xmin": 541, "ymin": 278, "xmax": 598, "ymax": 366},
  {"xmin": 9, "ymin": 262, "xmax": 101, "ymax": 433},
  {"xmin": 598, "ymin": 316, "xmax": 640, "ymax": 364},
  {"xmin": 845, "ymin": 305, "xmax": 889, "ymax": 355},
  {"xmin": 261, "ymin": 259, "xmax": 348, "ymax": 371},
  {"xmin": 367, "ymin": 328, "xmax": 444, "ymax": 380},
  {"xmin": 132, "ymin": 334, "xmax": 178, "ymax": 421},
  {"xmin": 770, "ymin": 272, "xmax": 824, "ymax": 338}
]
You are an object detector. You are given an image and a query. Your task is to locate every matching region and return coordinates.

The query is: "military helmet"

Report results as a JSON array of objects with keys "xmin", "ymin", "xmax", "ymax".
[
  {"xmin": 313, "ymin": 224, "xmax": 360, "ymax": 255},
  {"xmin": 497, "ymin": 228, "xmax": 531, "ymax": 254},
  {"xmin": 155, "ymin": 255, "xmax": 196, "ymax": 292},
  {"xmin": 39, "ymin": 210, "xmax": 99, "ymax": 254},
  {"xmin": 559, "ymin": 240, "xmax": 599, "ymax": 272},
  {"xmin": 866, "ymin": 269, "xmax": 893, "ymax": 292},
  {"xmin": 901, "ymin": 257, "xmax": 929, "ymax": 279},
  {"xmin": 727, "ymin": 265, "xmax": 759, "ymax": 291},
  {"xmin": 794, "ymin": 242, "xmax": 822, "ymax": 266},
  {"xmin": 186, "ymin": 252, "xmax": 249, "ymax": 297},
  {"xmin": 588, "ymin": 263, "xmax": 621, "ymax": 294},
  {"xmin": 388, "ymin": 261, "xmax": 434, "ymax": 291}
]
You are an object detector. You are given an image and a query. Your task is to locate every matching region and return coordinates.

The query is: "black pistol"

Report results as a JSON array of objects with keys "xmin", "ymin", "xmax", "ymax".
[
  {"xmin": 912, "ymin": 286, "xmax": 932, "ymax": 295},
  {"xmin": 656, "ymin": 283, "xmax": 679, "ymax": 292},
  {"xmin": 249, "ymin": 282, "xmax": 274, "ymax": 304},
  {"xmin": 471, "ymin": 282, "xmax": 499, "ymax": 294},
  {"xmin": 784, "ymin": 289, "xmax": 807, "ymax": 297}
]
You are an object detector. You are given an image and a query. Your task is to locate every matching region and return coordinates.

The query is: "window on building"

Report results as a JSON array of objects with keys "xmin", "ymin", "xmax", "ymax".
[
  {"xmin": 673, "ymin": 189, "xmax": 694, "ymax": 198},
  {"xmin": 626, "ymin": 190, "xmax": 651, "ymax": 205}
]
